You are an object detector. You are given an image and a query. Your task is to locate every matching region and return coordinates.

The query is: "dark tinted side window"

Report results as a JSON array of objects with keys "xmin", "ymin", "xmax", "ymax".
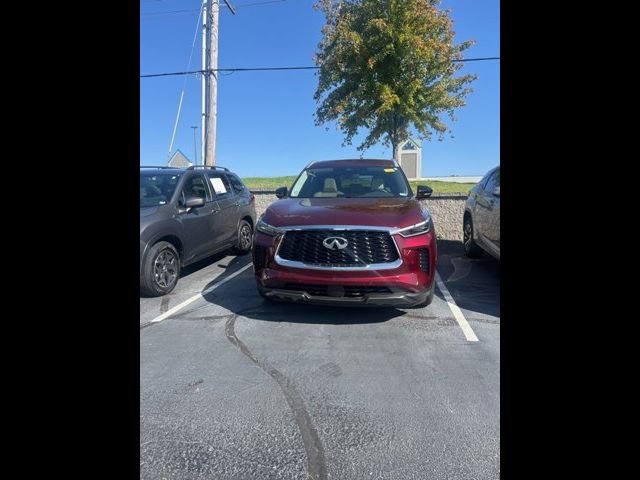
[
  {"xmin": 479, "ymin": 170, "xmax": 494, "ymax": 190},
  {"xmin": 227, "ymin": 173, "xmax": 246, "ymax": 195},
  {"xmin": 208, "ymin": 173, "xmax": 234, "ymax": 200},
  {"xmin": 485, "ymin": 169, "xmax": 500, "ymax": 192}
]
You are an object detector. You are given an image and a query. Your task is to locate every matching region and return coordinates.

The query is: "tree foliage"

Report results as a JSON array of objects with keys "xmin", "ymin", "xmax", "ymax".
[{"xmin": 314, "ymin": 0, "xmax": 477, "ymax": 156}]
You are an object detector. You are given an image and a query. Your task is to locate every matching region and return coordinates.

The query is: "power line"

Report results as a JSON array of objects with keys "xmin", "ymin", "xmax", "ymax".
[
  {"xmin": 167, "ymin": 1, "xmax": 205, "ymax": 157},
  {"xmin": 141, "ymin": 9, "xmax": 200, "ymax": 18},
  {"xmin": 453, "ymin": 56, "xmax": 501, "ymax": 62},
  {"xmin": 140, "ymin": 57, "xmax": 500, "ymax": 78},
  {"xmin": 142, "ymin": 66, "xmax": 318, "ymax": 78},
  {"xmin": 224, "ymin": 0, "xmax": 286, "ymax": 7},
  {"xmin": 140, "ymin": 0, "xmax": 286, "ymax": 17}
]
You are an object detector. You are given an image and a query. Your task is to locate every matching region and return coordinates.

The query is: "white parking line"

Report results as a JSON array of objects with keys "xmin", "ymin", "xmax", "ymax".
[
  {"xmin": 148, "ymin": 263, "xmax": 253, "ymax": 325},
  {"xmin": 435, "ymin": 271, "xmax": 479, "ymax": 342}
]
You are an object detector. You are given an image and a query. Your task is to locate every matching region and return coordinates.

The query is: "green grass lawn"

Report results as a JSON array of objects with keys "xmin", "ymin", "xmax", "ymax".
[
  {"xmin": 241, "ymin": 176, "xmax": 298, "ymax": 190},
  {"xmin": 242, "ymin": 176, "xmax": 474, "ymax": 194},
  {"xmin": 408, "ymin": 180, "xmax": 475, "ymax": 194}
]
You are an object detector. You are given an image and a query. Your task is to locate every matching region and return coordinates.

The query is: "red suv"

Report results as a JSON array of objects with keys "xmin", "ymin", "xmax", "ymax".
[{"xmin": 252, "ymin": 159, "xmax": 437, "ymax": 307}]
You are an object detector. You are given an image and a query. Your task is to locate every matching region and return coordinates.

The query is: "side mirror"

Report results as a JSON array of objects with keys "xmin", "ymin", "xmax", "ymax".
[
  {"xmin": 493, "ymin": 186, "xmax": 500, "ymax": 197},
  {"xmin": 416, "ymin": 185, "xmax": 433, "ymax": 199},
  {"xmin": 275, "ymin": 186, "xmax": 288, "ymax": 199},
  {"xmin": 185, "ymin": 196, "xmax": 205, "ymax": 208}
]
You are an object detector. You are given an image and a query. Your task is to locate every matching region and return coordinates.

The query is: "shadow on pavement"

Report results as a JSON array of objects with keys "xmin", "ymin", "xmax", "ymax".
[
  {"xmin": 203, "ymin": 267, "xmax": 406, "ymax": 325},
  {"xmin": 180, "ymin": 250, "xmax": 236, "ymax": 278},
  {"xmin": 197, "ymin": 239, "xmax": 499, "ymax": 324},
  {"xmin": 139, "ymin": 249, "xmax": 243, "ymax": 299},
  {"xmin": 436, "ymin": 239, "xmax": 500, "ymax": 319}
]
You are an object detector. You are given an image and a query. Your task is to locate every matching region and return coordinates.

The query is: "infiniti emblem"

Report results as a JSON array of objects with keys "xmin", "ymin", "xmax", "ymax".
[{"xmin": 323, "ymin": 236, "xmax": 349, "ymax": 250}]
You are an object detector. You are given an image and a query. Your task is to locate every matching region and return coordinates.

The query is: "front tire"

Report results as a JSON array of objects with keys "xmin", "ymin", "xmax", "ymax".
[
  {"xmin": 140, "ymin": 241, "xmax": 180, "ymax": 297},
  {"xmin": 234, "ymin": 220, "xmax": 253, "ymax": 254},
  {"xmin": 463, "ymin": 215, "xmax": 483, "ymax": 258}
]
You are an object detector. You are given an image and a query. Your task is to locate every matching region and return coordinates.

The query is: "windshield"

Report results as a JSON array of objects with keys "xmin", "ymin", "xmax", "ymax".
[
  {"xmin": 289, "ymin": 165, "xmax": 412, "ymax": 198},
  {"xmin": 140, "ymin": 173, "xmax": 182, "ymax": 207}
]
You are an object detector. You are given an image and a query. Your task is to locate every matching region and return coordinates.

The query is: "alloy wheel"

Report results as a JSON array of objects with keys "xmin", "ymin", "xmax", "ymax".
[
  {"xmin": 240, "ymin": 224, "xmax": 252, "ymax": 250},
  {"xmin": 154, "ymin": 249, "xmax": 178, "ymax": 288},
  {"xmin": 464, "ymin": 220, "xmax": 473, "ymax": 250}
]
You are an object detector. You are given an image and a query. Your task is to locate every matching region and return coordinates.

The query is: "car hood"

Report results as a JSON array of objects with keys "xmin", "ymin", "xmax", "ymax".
[
  {"xmin": 140, "ymin": 206, "xmax": 159, "ymax": 218},
  {"xmin": 263, "ymin": 197, "xmax": 426, "ymax": 229},
  {"xmin": 140, "ymin": 206, "xmax": 165, "ymax": 234}
]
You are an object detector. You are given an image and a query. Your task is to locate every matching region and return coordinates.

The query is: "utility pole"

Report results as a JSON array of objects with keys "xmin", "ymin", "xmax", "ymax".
[
  {"xmin": 205, "ymin": 0, "xmax": 218, "ymax": 166},
  {"xmin": 191, "ymin": 126, "xmax": 199, "ymax": 165},
  {"xmin": 203, "ymin": 0, "xmax": 235, "ymax": 166},
  {"xmin": 201, "ymin": 0, "xmax": 207, "ymax": 167}
]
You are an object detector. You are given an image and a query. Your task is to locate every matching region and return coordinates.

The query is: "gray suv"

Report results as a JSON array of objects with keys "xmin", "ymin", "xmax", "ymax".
[
  {"xmin": 140, "ymin": 165, "xmax": 257, "ymax": 297},
  {"xmin": 463, "ymin": 166, "xmax": 500, "ymax": 260}
]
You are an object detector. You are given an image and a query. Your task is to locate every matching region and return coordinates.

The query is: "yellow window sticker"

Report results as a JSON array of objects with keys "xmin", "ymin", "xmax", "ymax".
[{"xmin": 384, "ymin": 168, "xmax": 396, "ymax": 173}]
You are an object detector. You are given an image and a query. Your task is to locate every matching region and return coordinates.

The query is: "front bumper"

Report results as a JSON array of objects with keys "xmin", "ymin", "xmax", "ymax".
[
  {"xmin": 257, "ymin": 280, "xmax": 434, "ymax": 307},
  {"xmin": 253, "ymin": 228, "xmax": 437, "ymax": 307}
]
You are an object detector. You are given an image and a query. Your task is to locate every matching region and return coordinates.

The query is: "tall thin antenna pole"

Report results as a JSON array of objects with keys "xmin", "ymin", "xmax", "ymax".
[{"xmin": 167, "ymin": 91, "xmax": 184, "ymax": 156}]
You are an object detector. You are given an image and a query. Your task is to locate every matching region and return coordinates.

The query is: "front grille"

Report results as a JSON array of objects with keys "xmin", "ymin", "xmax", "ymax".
[
  {"xmin": 278, "ymin": 230, "xmax": 399, "ymax": 267},
  {"xmin": 283, "ymin": 284, "xmax": 392, "ymax": 297}
]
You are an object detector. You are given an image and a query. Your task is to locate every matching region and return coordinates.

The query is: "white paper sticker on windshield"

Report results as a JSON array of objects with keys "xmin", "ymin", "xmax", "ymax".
[{"xmin": 209, "ymin": 177, "xmax": 227, "ymax": 194}]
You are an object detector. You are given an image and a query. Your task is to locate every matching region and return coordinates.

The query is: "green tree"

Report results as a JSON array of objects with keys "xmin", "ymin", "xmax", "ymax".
[{"xmin": 314, "ymin": 0, "xmax": 477, "ymax": 157}]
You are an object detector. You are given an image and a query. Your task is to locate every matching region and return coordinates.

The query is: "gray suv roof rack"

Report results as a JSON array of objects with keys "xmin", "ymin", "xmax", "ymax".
[{"xmin": 140, "ymin": 166, "xmax": 182, "ymax": 169}]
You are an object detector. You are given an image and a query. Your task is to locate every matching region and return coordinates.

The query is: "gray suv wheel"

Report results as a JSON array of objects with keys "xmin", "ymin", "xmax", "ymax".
[
  {"xmin": 234, "ymin": 220, "xmax": 253, "ymax": 255},
  {"xmin": 141, "ymin": 241, "xmax": 181, "ymax": 297}
]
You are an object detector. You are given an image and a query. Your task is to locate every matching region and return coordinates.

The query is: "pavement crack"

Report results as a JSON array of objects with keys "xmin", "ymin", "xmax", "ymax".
[{"xmin": 225, "ymin": 314, "xmax": 328, "ymax": 480}]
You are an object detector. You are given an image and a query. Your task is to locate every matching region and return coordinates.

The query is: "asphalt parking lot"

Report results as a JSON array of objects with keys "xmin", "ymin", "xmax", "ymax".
[{"xmin": 140, "ymin": 239, "xmax": 500, "ymax": 480}]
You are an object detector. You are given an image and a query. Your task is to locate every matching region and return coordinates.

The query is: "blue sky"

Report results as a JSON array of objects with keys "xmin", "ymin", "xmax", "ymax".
[{"xmin": 140, "ymin": 0, "xmax": 499, "ymax": 177}]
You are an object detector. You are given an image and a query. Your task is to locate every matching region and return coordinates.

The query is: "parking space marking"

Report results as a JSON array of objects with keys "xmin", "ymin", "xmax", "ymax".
[
  {"xmin": 147, "ymin": 263, "xmax": 253, "ymax": 325},
  {"xmin": 435, "ymin": 271, "xmax": 479, "ymax": 342}
]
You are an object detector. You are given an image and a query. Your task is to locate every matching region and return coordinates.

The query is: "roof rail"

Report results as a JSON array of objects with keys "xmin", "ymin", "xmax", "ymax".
[
  {"xmin": 187, "ymin": 165, "xmax": 229, "ymax": 172},
  {"xmin": 140, "ymin": 165, "xmax": 182, "ymax": 169}
]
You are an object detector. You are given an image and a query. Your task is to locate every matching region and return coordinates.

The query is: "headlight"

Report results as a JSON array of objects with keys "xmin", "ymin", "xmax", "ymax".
[
  {"xmin": 396, "ymin": 211, "xmax": 433, "ymax": 237},
  {"xmin": 256, "ymin": 217, "xmax": 282, "ymax": 236}
]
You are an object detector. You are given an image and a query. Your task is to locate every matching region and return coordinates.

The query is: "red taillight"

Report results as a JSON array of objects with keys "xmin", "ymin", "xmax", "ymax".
[{"xmin": 249, "ymin": 194, "xmax": 255, "ymax": 204}]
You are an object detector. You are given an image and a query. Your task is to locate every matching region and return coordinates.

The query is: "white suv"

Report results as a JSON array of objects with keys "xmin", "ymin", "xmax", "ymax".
[{"xmin": 463, "ymin": 166, "xmax": 500, "ymax": 260}]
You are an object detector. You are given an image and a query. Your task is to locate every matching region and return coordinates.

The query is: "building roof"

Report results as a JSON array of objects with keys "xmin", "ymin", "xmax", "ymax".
[
  {"xmin": 400, "ymin": 137, "xmax": 422, "ymax": 150},
  {"xmin": 168, "ymin": 149, "xmax": 193, "ymax": 167}
]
